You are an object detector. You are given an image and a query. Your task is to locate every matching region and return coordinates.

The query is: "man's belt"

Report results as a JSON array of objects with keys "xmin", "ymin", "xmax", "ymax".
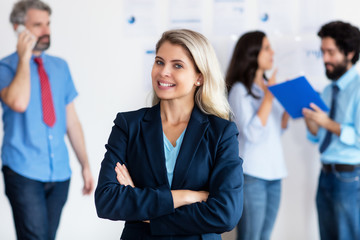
[{"xmin": 322, "ymin": 163, "xmax": 360, "ymax": 172}]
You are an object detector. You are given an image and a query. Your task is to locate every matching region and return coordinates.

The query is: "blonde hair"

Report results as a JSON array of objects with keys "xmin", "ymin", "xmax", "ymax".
[{"xmin": 152, "ymin": 29, "xmax": 231, "ymax": 120}]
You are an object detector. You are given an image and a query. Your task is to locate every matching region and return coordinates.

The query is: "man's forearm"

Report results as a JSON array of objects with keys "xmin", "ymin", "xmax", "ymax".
[
  {"xmin": 68, "ymin": 120, "xmax": 90, "ymax": 169},
  {"xmin": 322, "ymin": 119, "xmax": 341, "ymax": 136},
  {"xmin": 1, "ymin": 59, "xmax": 31, "ymax": 112}
]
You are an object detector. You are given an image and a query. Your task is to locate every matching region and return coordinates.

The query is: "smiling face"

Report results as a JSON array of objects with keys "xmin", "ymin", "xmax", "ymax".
[
  {"xmin": 321, "ymin": 37, "xmax": 353, "ymax": 80},
  {"xmin": 151, "ymin": 41, "xmax": 202, "ymax": 104}
]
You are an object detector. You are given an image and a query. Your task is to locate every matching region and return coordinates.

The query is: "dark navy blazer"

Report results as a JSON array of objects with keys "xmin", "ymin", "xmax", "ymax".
[{"xmin": 95, "ymin": 104, "xmax": 243, "ymax": 240}]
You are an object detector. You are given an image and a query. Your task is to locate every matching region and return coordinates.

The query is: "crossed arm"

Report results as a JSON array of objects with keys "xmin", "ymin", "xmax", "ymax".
[
  {"xmin": 95, "ymin": 115, "xmax": 243, "ymax": 235},
  {"xmin": 115, "ymin": 162, "xmax": 208, "ymax": 211}
]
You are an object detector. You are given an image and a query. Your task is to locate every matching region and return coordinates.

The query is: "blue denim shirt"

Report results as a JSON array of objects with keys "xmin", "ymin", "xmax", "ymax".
[
  {"xmin": 308, "ymin": 67, "xmax": 360, "ymax": 164},
  {"xmin": 0, "ymin": 52, "xmax": 78, "ymax": 182}
]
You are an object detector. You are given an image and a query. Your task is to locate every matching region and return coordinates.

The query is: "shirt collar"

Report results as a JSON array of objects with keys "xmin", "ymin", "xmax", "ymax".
[
  {"xmin": 31, "ymin": 52, "xmax": 46, "ymax": 63},
  {"xmin": 334, "ymin": 66, "xmax": 357, "ymax": 90}
]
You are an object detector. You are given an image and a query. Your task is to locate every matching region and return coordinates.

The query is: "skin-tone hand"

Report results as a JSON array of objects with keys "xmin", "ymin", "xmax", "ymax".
[
  {"xmin": 66, "ymin": 103, "xmax": 94, "ymax": 195},
  {"xmin": 114, "ymin": 162, "xmax": 209, "ymax": 212},
  {"xmin": 302, "ymin": 103, "xmax": 341, "ymax": 136},
  {"xmin": 257, "ymin": 69, "xmax": 278, "ymax": 126},
  {"xmin": 115, "ymin": 162, "xmax": 135, "ymax": 187},
  {"xmin": 82, "ymin": 166, "xmax": 94, "ymax": 195},
  {"xmin": 302, "ymin": 109, "xmax": 319, "ymax": 136},
  {"xmin": 267, "ymin": 68, "xmax": 277, "ymax": 86},
  {"xmin": 281, "ymin": 111, "xmax": 290, "ymax": 129},
  {"xmin": 302, "ymin": 103, "xmax": 329, "ymax": 126},
  {"xmin": 115, "ymin": 163, "xmax": 151, "ymax": 222},
  {"xmin": 0, "ymin": 29, "xmax": 36, "ymax": 112},
  {"xmin": 17, "ymin": 30, "xmax": 36, "ymax": 61},
  {"xmin": 171, "ymin": 190, "xmax": 209, "ymax": 209}
]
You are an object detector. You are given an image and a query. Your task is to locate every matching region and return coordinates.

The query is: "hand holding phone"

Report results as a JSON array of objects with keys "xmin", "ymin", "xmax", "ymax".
[
  {"xmin": 15, "ymin": 24, "xmax": 27, "ymax": 37},
  {"xmin": 15, "ymin": 25, "xmax": 37, "ymax": 59}
]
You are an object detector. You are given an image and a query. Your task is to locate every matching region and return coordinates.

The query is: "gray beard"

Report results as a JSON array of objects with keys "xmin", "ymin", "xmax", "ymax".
[{"xmin": 33, "ymin": 35, "xmax": 50, "ymax": 51}]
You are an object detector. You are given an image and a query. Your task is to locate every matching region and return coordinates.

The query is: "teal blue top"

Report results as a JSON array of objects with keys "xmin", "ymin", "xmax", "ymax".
[{"xmin": 163, "ymin": 129, "xmax": 186, "ymax": 187}]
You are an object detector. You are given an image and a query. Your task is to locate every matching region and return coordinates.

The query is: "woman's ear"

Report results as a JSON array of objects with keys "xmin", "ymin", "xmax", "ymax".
[{"xmin": 195, "ymin": 74, "xmax": 203, "ymax": 86}]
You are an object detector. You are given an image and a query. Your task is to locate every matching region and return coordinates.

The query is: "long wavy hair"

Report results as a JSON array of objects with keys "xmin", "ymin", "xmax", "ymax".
[
  {"xmin": 152, "ymin": 29, "xmax": 231, "ymax": 120},
  {"xmin": 225, "ymin": 31, "xmax": 266, "ymax": 99}
]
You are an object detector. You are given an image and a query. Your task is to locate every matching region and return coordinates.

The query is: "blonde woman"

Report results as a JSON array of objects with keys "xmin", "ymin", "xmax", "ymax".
[{"xmin": 95, "ymin": 29, "xmax": 243, "ymax": 239}]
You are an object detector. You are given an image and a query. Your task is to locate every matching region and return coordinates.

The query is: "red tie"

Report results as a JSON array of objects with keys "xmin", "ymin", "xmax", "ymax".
[{"xmin": 34, "ymin": 57, "xmax": 56, "ymax": 127}]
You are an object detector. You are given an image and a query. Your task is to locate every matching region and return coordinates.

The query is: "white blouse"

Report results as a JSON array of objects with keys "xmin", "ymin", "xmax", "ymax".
[{"xmin": 228, "ymin": 82, "xmax": 287, "ymax": 180}]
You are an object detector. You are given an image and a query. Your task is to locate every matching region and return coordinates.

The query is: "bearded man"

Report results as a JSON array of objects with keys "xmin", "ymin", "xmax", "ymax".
[{"xmin": 303, "ymin": 21, "xmax": 360, "ymax": 240}]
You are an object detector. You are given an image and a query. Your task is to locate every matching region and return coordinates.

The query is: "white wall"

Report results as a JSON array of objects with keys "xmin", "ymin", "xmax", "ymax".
[{"xmin": 0, "ymin": 1, "xmax": 359, "ymax": 239}]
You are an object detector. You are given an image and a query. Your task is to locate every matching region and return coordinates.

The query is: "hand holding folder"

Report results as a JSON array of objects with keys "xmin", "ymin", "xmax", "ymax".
[{"xmin": 268, "ymin": 76, "xmax": 329, "ymax": 119}]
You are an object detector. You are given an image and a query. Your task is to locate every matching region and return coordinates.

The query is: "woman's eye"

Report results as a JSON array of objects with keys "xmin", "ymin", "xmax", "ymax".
[
  {"xmin": 155, "ymin": 60, "xmax": 164, "ymax": 65},
  {"xmin": 174, "ymin": 64, "xmax": 183, "ymax": 69}
]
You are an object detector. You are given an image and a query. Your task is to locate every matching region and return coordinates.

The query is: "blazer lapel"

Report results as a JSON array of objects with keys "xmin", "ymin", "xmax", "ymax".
[
  {"xmin": 140, "ymin": 104, "xmax": 168, "ymax": 186},
  {"xmin": 171, "ymin": 105, "xmax": 209, "ymax": 189}
]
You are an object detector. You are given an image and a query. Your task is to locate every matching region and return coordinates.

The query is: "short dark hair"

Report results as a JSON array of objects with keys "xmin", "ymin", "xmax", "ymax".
[
  {"xmin": 10, "ymin": 0, "xmax": 51, "ymax": 25},
  {"xmin": 318, "ymin": 21, "xmax": 360, "ymax": 64}
]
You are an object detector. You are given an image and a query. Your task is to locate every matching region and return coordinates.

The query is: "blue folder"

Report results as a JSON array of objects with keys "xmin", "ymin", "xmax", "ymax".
[{"xmin": 268, "ymin": 76, "xmax": 329, "ymax": 119}]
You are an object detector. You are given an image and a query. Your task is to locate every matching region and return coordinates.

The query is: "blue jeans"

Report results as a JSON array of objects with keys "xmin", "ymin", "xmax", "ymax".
[
  {"xmin": 2, "ymin": 166, "xmax": 70, "ymax": 240},
  {"xmin": 237, "ymin": 174, "xmax": 281, "ymax": 240},
  {"xmin": 316, "ymin": 167, "xmax": 360, "ymax": 240}
]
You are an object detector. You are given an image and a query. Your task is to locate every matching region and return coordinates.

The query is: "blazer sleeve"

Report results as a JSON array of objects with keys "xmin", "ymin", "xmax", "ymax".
[
  {"xmin": 94, "ymin": 113, "xmax": 174, "ymax": 221},
  {"xmin": 150, "ymin": 122, "xmax": 244, "ymax": 235}
]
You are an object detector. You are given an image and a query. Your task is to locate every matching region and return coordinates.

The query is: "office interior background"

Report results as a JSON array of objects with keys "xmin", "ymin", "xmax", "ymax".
[{"xmin": 0, "ymin": 0, "xmax": 359, "ymax": 239}]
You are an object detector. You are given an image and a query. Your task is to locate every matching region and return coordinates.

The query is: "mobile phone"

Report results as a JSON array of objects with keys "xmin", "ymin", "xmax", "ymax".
[
  {"xmin": 15, "ymin": 24, "xmax": 27, "ymax": 37},
  {"xmin": 15, "ymin": 25, "xmax": 36, "ymax": 49}
]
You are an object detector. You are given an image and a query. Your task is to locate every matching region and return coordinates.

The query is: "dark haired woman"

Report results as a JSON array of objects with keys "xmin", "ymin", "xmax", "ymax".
[{"xmin": 226, "ymin": 31, "xmax": 289, "ymax": 240}]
